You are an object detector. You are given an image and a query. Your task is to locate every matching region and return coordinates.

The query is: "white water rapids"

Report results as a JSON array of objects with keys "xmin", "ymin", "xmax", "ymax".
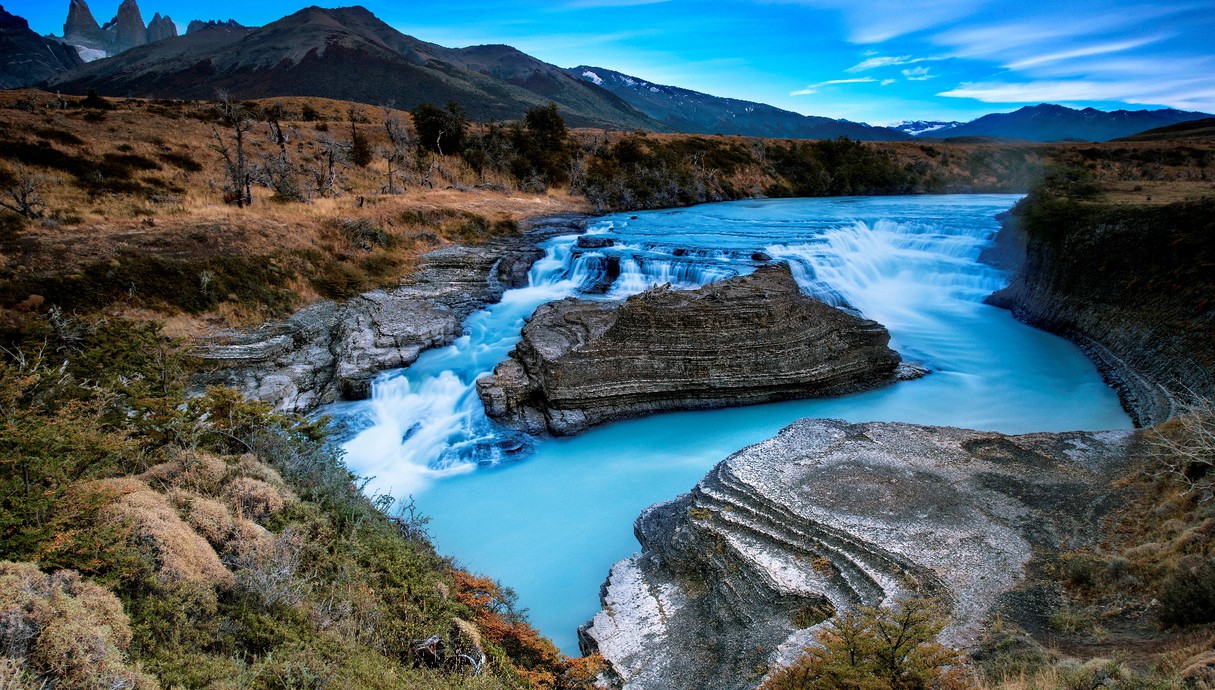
[{"xmin": 323, "ymin": 195, "xmax": 1131, "ymax": 653}]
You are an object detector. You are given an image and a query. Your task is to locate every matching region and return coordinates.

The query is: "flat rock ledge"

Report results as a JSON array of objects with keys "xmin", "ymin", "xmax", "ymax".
[
  {"xmin": 476, "ymin": 264, "xmax": 907, "ymax": 436},
  {"xmin": 192, "ymin": 216, "xmax": 584, "ymax": 414},
  {"xmin": 580, "ymin": 418, "xmax": 1136, "ymax": 690}
]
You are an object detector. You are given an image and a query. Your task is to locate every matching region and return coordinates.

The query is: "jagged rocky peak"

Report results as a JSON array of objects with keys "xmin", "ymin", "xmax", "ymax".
[
  {"xmin": 63, "ymin": 0, "xmax": 104, "ymax": 43},
  {"xmin": 146, "ymin": 11, "xmax": 176, "ymax": 42},
  {"xmin": 186, "ymin": 18, "xmax": 245, "ymax": 34},
  {"xmin": 107, "ymin": 0, "xmax": 146, "ymax": 53},
  {"xmin": 477, "ymin": 264, "xmax": 910, "ymax": 436}
]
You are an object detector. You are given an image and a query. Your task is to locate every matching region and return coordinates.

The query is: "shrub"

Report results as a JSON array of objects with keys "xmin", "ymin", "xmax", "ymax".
[
  {"xmin": 761, "ymin": 597, "xmax": 966, "ymax": 690},
  {"xmin": 1158, "ymin": 558, "xmax": 1215, "ymax": 628},
  {"xmin": 0, "ymin": 561, "xmax": 157, "ymax": 690},
  {"xmin": 97, "ymin": 477, "xmax": 235, "ymax": 590}
]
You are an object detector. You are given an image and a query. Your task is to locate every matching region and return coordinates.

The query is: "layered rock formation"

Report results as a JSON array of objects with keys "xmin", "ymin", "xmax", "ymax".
[
  {"xmin": 582, "ymin": 418, "xmax": 1135, "ymax": 690},
  {"xmin": 0, "ymin": 5, "xmax": 83, "ymax": 88},
  {"xmin": 477, "ymin": 264, "xmax": 906, "ymax": 436},
  {"xmin": 193, "ymin": 216, "xmax": 583, "ymax": 414},
  {"xmin": 986, "ymin": 197, "xmax": 1215, "ymax": 426}
]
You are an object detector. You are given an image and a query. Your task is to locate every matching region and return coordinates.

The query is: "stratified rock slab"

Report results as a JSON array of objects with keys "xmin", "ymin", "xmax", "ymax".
[
  {"xmin": 581, "ymin": 418, "xmax": 1134, "ymax": 690},
  {"xmin": 477, "ymin": 264, "xmax": 904, "ymax": 436}
]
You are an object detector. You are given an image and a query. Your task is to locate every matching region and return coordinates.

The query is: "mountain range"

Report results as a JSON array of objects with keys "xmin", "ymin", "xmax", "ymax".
[
  {"xmin": 566, "ymin": 65, "xmax": 908, "ymax": 141},
  {"xmin": 1, "ymin": 2, "xmax": 1212, "ymax": 141},
  {"xmin": 919, "ymin": 104, "xmax": 1213, "ymax": 142},
  {"xmin": 62, "ymin": 0, "xmax": 177, "ymax": 60}
]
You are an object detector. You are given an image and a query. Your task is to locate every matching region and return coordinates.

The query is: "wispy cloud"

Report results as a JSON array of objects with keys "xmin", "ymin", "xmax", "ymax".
[
  {"xmin": 1005, "ymin": 36, "xmax": 1167, "ymax": 70},
  {"xmin": 564, "ymin": 0, "xmax": 671, "ymax": 7},
  {"xmin": 847, "ymin": 55, "xmax": 929, "ymax": 72},
  {"xmin": 762, "ymin": 0, "xmax": 986, "ymax": 43},
  {"xmin": 939, "ymin": 76, "xmax": 1215, "ymax": 111},
  {"xmin": 902, "ymin": 66, "xmax": 935, "ymax": 81},
  {"xmin": 791, "ymin": 77, "xmax": 877, "ymax": 96}
]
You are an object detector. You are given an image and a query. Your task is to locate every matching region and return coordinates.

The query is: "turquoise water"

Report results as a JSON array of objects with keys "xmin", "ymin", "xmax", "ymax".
[{"xmin": 324, "ymin": 195, "xmax": 1132, "ymax": 653}]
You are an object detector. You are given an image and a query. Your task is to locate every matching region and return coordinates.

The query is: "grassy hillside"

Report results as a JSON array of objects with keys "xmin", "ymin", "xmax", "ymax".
[
  {"xmin": 2, "ymin": 90, "xmax": 1214, "ymax": 690},
  {"xmin": 0, "ymin": 317, "xmax": 602, "ymax": 689}
]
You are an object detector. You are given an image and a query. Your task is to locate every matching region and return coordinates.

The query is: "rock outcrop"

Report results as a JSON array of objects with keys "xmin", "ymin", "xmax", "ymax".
[
  {"xmin": 104, "ymin": 0, "xmax": 146, "ymax": 54},
  {"xmin": 193, "ymin": 217, "xmax": 585, "ymax": 414},
  {"xmin": 186, "ymin": 19, "xmax": 246, "ymax": 34},
  {"xmin": 62, "ymin": 0, "xmax": 105, "ymax": 46},
  {"xmin": 0, "ymin": 5, "xmax": 84, "ymax": 88},
  {"xmin": 581, "ymin": 418, "xmax": 1136, "ymax": 690},
  {"xmin": 986, "ymin": 197, "xmax": 1215, "ymax": 426},
  {"xmin": 145, "ymin": 12, "xmax": 177, "ymax": 43},
  {"xmin": 477, "ymin": 264, "xmax": 906, "ymax": 436}
]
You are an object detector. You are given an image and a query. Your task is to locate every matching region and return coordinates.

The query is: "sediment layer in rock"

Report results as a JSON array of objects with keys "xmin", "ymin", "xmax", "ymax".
[
  {"xmin": 581, "ymin": 418, "xmax": 1135, "ymax": 690},
  {"xmin": 477, "ymin": 264, "xmax": 905, "ymax": 436}
]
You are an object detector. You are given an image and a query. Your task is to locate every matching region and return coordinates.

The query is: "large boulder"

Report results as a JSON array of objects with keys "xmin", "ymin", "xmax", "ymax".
[
  {"xmin": 477, "ymin": 264, "xmax": 906, "ymax": 436},
  {"xmin": 581, "ymin": 418, "xmax": 1135, "ymax": 690}
]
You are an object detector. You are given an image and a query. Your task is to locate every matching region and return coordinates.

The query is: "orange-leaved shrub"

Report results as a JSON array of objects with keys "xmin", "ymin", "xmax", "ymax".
[{"xmin": 452, "ymin": 570, "xmax": 603, "ymax": 689}]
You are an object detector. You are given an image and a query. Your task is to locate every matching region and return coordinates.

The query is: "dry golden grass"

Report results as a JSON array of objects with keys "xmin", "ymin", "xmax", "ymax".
[
  {"xmin": 0, "ymin": 561, "xmax": 158, "ymax": 690},
  {"xmin": 95, "ymin": 477, "xmax": 235, "ymax": 591},
  {"xmin": 0, "ymin": 89, "xmax": 588, "ymax": 331}
]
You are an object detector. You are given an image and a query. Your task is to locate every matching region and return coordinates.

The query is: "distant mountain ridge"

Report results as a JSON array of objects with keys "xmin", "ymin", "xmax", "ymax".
[
  {"xmin": 922, "ymin": 104, "xmax": 1212, "ymax": 142},
  {"xmin": 1114, "ymin": 117, "xmax": 1215, "ymax": 142},
  {"xmin": 567, "ymin": 65, "xmax": 909, "ymax": 141},
  {"xmin": 45, "ymin": 5, "xmax": 664, "ymax": 131},
  {"xmin": 0, "ymin": 4, "xmax": 83, "ymax": 88}
]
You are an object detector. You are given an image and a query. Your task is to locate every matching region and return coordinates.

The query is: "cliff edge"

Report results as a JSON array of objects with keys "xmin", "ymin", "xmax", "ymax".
[{"xmin": 986, "ymin": 196, "xmax": 1215, "ymax": 426}]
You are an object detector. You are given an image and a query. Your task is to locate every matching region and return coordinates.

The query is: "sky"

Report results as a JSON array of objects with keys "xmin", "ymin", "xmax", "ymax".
[{"xmin": 9, "ymin": 0, "xmax": 1215, "ymax": 124}]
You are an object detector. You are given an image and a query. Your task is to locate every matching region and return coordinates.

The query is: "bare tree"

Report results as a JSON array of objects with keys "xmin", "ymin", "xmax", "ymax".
[
  {"xmin": 210, "ymin": 92, "xmax": 254, "ymax": 207},
  {"xmin": 0, "ymin": 164, "xmax": 46, "ymax": 219},
  {"xmin": 260, "ymin": 108, "xmax": 304, "ymax": 202},
  {"xmin": 382, "ymin": 109, "xmax": 414, "ymax": 194},
  {"xmin": 306, "ymin": 136, "xmax": 345, "ymax": 199}
]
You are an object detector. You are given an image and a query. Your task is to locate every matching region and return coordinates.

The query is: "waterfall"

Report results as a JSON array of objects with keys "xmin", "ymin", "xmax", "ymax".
[{"xmin": 323, "ymin": 195, "xmax": 1130, "ymax": 654}]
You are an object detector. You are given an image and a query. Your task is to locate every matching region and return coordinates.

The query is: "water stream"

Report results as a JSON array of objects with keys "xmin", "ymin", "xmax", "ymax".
[{"xmin": 323, "ymin": 195, "xmax": 1132, "ymax": 653}]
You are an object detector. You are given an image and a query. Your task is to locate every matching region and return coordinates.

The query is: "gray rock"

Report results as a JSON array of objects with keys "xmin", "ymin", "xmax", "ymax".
[
  {"xmin": 477, "ymin": 264, "xmax": 905, "ymax": 436},
  {"xmin": 577, "ymin": 236, "xmax": 615, "ymax": 249},
  {"xmin": 581, "ymin": 418, "xmax": 1135, "ymax": 690},
  {"xmin": 191, "ymin": 222, "xmax": 578, "ymax": 414}
]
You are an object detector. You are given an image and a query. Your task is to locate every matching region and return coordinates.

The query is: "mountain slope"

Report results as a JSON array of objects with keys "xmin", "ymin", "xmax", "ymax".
[
  {"xmin": 46, "ymin": 5, "xmax": 662, "ymax": 130},
  {"xmin": 567, "ymin": 65, "xmax": 908, "ymax": 141},
  {"xmin": 0, "ymin": 4, "xmax": 83, "ymax": 88},
  {"xmin": 931, "ymin": 104, "xmax": 1212, "ymax": 142},
  {"xmin": 1114, "ymin": 117, "xmax": 1215, "ymax": 142}
]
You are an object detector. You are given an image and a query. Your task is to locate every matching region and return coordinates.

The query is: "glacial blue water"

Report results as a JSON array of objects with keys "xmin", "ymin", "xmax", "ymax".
[{"xmin": 324, "ymin": 195, "xmax": 1132, "ymax": 654}]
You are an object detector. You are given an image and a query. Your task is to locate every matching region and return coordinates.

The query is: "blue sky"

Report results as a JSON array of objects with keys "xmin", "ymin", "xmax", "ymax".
[{"xmin": 9, "ymin": 0, "xmax": 1215, "ymax": 124}]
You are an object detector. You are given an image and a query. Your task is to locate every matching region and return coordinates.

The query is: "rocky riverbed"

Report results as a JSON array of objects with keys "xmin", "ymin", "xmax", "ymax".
[
  {"xmin": 476, "ymin": 264, "xmax": 911, "ymax": 436},
  {"xmin": 191, "ymin": 215, "xmax": 582, "ymax": 413},
  {"xmin": 581, "ymin": 418, "xmax": 1136, "ymax": 690}
]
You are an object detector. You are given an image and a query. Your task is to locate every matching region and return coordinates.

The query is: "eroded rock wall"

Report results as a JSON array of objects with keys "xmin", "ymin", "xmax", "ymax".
[
  {"xmin": 582, "ymin": 418, "xmax": 1135, "ymax": 690},
  {"xmin": 477, "ymin": 264, "xmax": 906, "ymax": 435},
  {"xmin": 986, "ymin": 198, "xmax": 1215, "ymax": 426}
]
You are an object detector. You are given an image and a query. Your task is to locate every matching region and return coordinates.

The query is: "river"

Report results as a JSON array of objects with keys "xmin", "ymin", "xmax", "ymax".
[{"xmin": 324, "ymin": 195, "xmax": 1132, "ymax": 653}]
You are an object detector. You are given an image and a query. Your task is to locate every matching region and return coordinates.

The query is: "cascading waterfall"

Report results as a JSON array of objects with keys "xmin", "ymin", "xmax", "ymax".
[{"xmin": 324, "ymin": 195, "xmax": 1131, "ymax": 654}]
